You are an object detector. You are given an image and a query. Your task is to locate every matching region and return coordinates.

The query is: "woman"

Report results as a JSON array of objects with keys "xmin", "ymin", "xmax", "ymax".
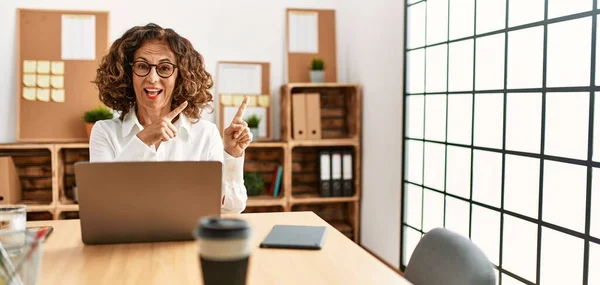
[{"xmin": 91, "ymin": 23, "xmax": 252, "ymax": 214}]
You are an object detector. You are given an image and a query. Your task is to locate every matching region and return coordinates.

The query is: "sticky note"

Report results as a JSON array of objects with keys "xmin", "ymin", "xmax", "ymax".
[
  {"xmin": 50, "ymin": 76, "xmax": 64, "ymax": 89},
  {"xmin": 22, "ymin": 87, "xmax": 36, "ymax": 101},
  {"xmin": 220, "ymin": 94, "xmax": 232, "ymax": 105},
  {"xmin": 258, "ymin": 95, "xmax": 270, "ymax": 107},
  {"xmin": 37, "ymin": 75, "xmax": 50, "ymax": 88},
  {"xmin": 247, "ymin": 96, "xmax": 257, "ymax": 107},
  {"xmin": 23, "ymin": 74, "xmax": 36, "ymax": 87},
  {"xmin": 51, "ymin": 61, "xmax": 65, "ymax": 75},
  {"xmin": 51, "ymin": 89, "xmax": 65, "ymax": 103},
  {"xmin": 37, "ymin": 61, "xmax": 50, "ymax": 74},
  {"xmin": 36, "ymin": 88, "xmax": 50, "ymax": 102},
  {"xmin": 23, "ymin": 60, "xmax": 37, "ymax": 73},
  {"xmin": 232, "ymin": 95, "xmax": 244, "ymax": 106}
]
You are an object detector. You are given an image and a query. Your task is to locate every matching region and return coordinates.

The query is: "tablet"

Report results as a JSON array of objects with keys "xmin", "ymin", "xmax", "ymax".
[{"xmin": 259, "ymin": 225, "xmax": 327, "ymax": 250}]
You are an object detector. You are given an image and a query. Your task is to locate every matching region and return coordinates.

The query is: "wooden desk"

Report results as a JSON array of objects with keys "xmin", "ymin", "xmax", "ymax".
[{"xmin": 29, "ymin": 211, "xmax": 411, "ymax": 285}]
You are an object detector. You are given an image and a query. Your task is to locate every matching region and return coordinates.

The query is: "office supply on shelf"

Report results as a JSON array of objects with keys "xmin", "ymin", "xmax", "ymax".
[
  {"xmin": 216, "ymin": 61, "xmax": 272, "ymax": 140},
  {"xmin": 260, "ymin": 225, "xmax": 327, "ymax": 250},
  {"xmin": 305, "ymin": 93, "xmax": 322, "ymax": 139},
  {"xmin": 319, "ymin": 150, "xmax": 332, "ymax": 197},
  {"xmin": 292, "ymin": 94, "xmax": 307, "ymax": 139},
  {"xmin": 342, "ymin": 151, "xmax": 354, "ymax": 197},
  {"xmin": 273, "ymin": 165, "xmax": 283, "ymax": 197},
  {"xmin": 286, "ymin": 9, "xmax": 337, "ymax": 83},
  {"xmin": 331, "ymin": 151, "xmax": 342, "ymax": 197},
  {"xmin": 16, "ymin": 9, "xmax": 108, "ymax": 142}
]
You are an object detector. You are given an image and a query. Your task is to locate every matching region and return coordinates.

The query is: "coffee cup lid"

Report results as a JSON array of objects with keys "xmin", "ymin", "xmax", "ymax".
[{"xmin": 195, "ymin": 217, "xmax": 251, "ymax": 240}]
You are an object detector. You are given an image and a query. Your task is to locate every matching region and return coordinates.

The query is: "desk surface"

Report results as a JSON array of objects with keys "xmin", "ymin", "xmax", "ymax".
[{"xmin": 30, "ymin": 211, "xmax": 411, "ymax": 285}]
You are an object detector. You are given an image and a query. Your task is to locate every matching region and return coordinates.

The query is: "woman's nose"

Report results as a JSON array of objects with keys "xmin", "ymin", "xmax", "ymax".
[{"xmin": 146, "ymin": 66, "xmax": 160, "ymax": 83}]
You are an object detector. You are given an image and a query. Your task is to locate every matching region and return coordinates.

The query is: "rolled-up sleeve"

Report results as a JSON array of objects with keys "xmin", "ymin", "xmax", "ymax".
[
  {"xmin": 208, "ymin": 125, "xmax": 248, "ymax": 214},
  {"xmin": 90, "ymin": 121, "xmax": 158, "ymax": 162}
]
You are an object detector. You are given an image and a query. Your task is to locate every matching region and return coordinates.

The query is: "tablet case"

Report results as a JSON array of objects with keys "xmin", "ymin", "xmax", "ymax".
[{"xmin": 260, "ymin": 225, "xmax": 327, "ymax": 250}]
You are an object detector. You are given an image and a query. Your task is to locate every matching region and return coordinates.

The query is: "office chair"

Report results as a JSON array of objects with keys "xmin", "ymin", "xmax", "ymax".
[{"xmin": 404, "ymin": 228, "xmax": 496, "ymax": 285}]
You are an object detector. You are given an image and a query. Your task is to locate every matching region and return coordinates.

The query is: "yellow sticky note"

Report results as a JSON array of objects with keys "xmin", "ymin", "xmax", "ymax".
[
  {"xmin": 23, "ymin": 74, "xmax": 36, "ymax": 87},
  {"xmin": 51, "ymin": 61, "xmax": 64, "ymax": 75},
  {"xmin": 50, "ymin": 76, "xmax": 64, "ymax": 89},
  {"xmin": 37, "ymin": 61, "xmax": 50, "ymax": 74},
  {"xmin": 23, "ymin": 60, "xmax": 37, "ymax": 73},
  {"xmin": 37, "ymin": 75, "xmax": 50, "ymax": 88},
  {"xmin": 232, "ymin": 95, "xmax": 244, "ymax": 106},
  {"xmin": 247, "ymin": 96, "xmax": 257, "ymax": 107},
  {"xmin": 258, "ymin": 95, "xmax": 270, "ymax": 107},
  {"xmin": 220, "ymin": 94, "xmax": 232, "ymax": 105},
  {"xmin": 36, "ymin": 88, "xmax": 50, "ymax": 102},
  {"xmin": 22, "ymin": 87, "xmax": 36, "ymax": 101},
  {"xmin": 51, "ymin": 89, "xmax": 65, "ymax": 103}
]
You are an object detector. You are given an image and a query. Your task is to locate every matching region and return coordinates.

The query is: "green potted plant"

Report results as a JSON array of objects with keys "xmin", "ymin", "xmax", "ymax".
[
  {"xmin": 244, "ymin": 172, "xmax": 265, "ymax": 196},
  {"xmin": 83, "ymin": 106, "xmax": 113, "ymax": 139},
  {"xmin": 244, "ymin": 114, "xmax": 261, "ymax": 140},
  {"xmin": 310, "ymin": 57, "xmax": 325, "ymax": 83}
]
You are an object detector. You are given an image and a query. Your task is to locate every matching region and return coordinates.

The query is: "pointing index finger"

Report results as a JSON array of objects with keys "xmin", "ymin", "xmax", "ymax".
[
  {"xmin": 232, "ymin": 96, "xmax": 249, "ymax": 122},
  {"xmin": 165, "ymin": 101, "xmax": 188, "ymax": 120}
]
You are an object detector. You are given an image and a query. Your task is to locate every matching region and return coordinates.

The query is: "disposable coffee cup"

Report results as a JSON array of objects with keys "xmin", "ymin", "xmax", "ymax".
[{"xmin": 194, "ymin": 217, "xmax": 252, "ymax": 285}]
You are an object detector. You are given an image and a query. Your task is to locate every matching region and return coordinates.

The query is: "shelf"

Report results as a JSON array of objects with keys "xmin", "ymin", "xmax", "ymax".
[
  {"xmin": 247, "ymin": 196, "xmax": 286, "ymax": 207},
  {"xmin": 0, "ymin": 143, "xmax": 53, "ymax": 150},
  {"xmin": 247, "ymin": 141, "xmax": 287, "ymax": 148},
  {"xmin": 20, "ymin": 201, "xmax": 54, "ymax": 212},
  {"xmin": 289, "ymin": 138, "xmax": 359, "ymax": 148},
  {"xmin": 55, "ymin": 143, "xmax": 89, "ymax": 150},
  {"xmin": 56, "ymin": 204, "xmax": 79, "ymax": 212},
  {"xmin": 290, "ymin": 195, "xmax": 358, "ymax": 205},
  {"xmin": 285, "ymin": 83, "xmax": 360, "ymax": 89}
]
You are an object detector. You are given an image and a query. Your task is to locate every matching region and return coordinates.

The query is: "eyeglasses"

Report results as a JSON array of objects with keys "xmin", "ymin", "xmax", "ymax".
[{"xmin": 129, "ymin": 60, "xmax": 178, "ymax": 78}]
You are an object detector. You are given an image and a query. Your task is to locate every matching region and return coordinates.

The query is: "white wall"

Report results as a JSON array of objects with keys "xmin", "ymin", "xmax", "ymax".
[
  {"xmin": 0, "ymin": 0, "xmax": 346, "ymax": 142},
  {"xmin": 341, "ymin": 0, "xmax": 404, "ymax": 269},
  {"xmin": 0, "ymin": 0, "xmax": 405, "ymax": 269}
]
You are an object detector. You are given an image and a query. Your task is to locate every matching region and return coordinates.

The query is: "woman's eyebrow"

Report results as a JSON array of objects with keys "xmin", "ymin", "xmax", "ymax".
[{"xmin": 158, "ymin": 58, "xmax": 174, "ymax": 63}]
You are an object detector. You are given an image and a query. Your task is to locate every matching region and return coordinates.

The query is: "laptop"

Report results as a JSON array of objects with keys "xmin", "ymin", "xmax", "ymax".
[{"xmin": 74, "ymin": 161, "xmax": 222, "ymax": 245}]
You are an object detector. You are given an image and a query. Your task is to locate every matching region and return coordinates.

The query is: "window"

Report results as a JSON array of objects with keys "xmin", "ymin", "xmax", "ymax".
[{"xmin": 402, "ymin": 1, "xmax": 599, "ymax": 284}]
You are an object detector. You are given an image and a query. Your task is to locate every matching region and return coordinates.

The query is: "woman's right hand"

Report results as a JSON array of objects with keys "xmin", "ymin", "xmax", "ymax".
[{"xmin": 136, "ymin": 101, "xmax": 188, "ymax": 147}]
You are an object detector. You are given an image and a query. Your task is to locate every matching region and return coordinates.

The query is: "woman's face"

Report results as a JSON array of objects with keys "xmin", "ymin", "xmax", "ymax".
[{"xmin": 131, "ymin": 40, "xmax": 178, "ymax": 112}]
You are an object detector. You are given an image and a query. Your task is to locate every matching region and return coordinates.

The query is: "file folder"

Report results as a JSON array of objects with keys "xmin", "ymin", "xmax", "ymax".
[
  {"xmin": 331, "ymin": 151, "xmax": 342, "ymax": 197},
  {"xmin": 342, "ymin": 151, "xmax": 354, "ymax": 197},
  {"xmin": 305, "ymin": 93, "xmax": 322, "ymax": 139},
  {"xmin": 292, "ymin": 94, "xmax": 307, "ymax": 139},
  {"xmin": 319, "ymin": 151, "xmax": 332, "ymax": 197}
]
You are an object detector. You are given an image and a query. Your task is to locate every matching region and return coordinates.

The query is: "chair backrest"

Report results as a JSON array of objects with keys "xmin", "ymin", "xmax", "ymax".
[{"xmin": 404, "ymin": 228, "xmax": 496, "ymax": 285}]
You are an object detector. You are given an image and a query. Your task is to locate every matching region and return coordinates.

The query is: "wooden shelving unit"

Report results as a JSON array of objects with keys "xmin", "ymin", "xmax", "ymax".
[{"xmin": 0, "ymin": 83, "xmax": 362, "ymax": 242}]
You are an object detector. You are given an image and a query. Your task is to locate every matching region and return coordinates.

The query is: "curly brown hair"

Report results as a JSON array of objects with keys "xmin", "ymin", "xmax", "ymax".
[{"xmin": 93, "ymin": 23, "xmax": 213, "ymax": 121}]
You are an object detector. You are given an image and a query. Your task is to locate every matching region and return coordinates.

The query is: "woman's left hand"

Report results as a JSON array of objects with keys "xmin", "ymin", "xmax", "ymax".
[{"xmin": 223, "ymin": 97, "xmax": 253, "ymax": 157}]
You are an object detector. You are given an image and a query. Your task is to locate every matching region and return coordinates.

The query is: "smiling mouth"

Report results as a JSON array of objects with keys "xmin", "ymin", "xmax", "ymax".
[{"xmin": 144, "ymin": 88, "xmax": 163, "ymax": 100}]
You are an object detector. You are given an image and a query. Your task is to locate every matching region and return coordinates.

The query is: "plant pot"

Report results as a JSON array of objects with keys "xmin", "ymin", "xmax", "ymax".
[
  {"xmin": 310, "ymin": 70, "xmax": 325, "ymax": 83},
  {"xmin": 85, "ymin": 122, "xmax": 95, "ymax": 140},
  {"xmin": 250, "ymin": 127, "xmax": 260, "ymax": 141}
]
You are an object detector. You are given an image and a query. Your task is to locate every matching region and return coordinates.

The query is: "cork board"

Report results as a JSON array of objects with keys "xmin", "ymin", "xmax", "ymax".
[
  {"xmin": 286, "ymin": 9, "xmax": 337, "ymax": 83},
  {"xmin": 216, "ymin": 61, "xmax": 272, "ymax": 140},
  {"xmin": 16, "ymin": 9, "xmax": 109, "ymax": 142}
]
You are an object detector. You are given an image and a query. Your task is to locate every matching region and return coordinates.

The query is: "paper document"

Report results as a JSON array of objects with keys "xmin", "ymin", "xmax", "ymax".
[
  {"xmin": 36, "ymin": 88, "xmax": 50, "ymax": 102},
  {"xmin": 217, "ymin": 63, "xmax": 262, "ymax": 94},
  {"xmin": 51, "ymin": 61, "xmax": 65, "ymax": 75},
  {"xmin": 62, "ymin": 15, "xmax": 96, "ymax": 60},
  {"xmin": 288, "ymin": 11, "xmax": 319, "ymax": 53}
]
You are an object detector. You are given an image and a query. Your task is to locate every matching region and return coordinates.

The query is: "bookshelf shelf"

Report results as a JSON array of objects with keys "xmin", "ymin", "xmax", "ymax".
[
  {"xmin": 290, "ymin": 195, "xmax": 358, "ymax": 205},
  {"xmin": 0, "ymin": 83, "xmax": 362, "ymax": 243}
]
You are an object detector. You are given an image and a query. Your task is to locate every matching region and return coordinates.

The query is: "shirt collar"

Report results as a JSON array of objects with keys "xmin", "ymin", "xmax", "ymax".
[{"xmin": 121, "ymin": 108, "xmax": 193, "ymax": 140}]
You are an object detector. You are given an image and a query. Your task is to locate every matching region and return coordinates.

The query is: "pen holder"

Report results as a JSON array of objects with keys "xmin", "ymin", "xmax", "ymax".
[{"xmin": 0, "ymin": 229, "xmax": 47, "ymax": 285}]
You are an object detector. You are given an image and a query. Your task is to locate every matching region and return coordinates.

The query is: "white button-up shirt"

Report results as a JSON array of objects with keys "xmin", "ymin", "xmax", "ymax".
[{"xmin": 89, "ymin": 108, "xmax": 247, "ymax": 214}]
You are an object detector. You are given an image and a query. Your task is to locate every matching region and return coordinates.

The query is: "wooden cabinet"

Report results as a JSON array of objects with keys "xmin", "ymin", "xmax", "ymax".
[{"xmin": 0, "ymin": 83, "xmax": 362, "ymax": 242}]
